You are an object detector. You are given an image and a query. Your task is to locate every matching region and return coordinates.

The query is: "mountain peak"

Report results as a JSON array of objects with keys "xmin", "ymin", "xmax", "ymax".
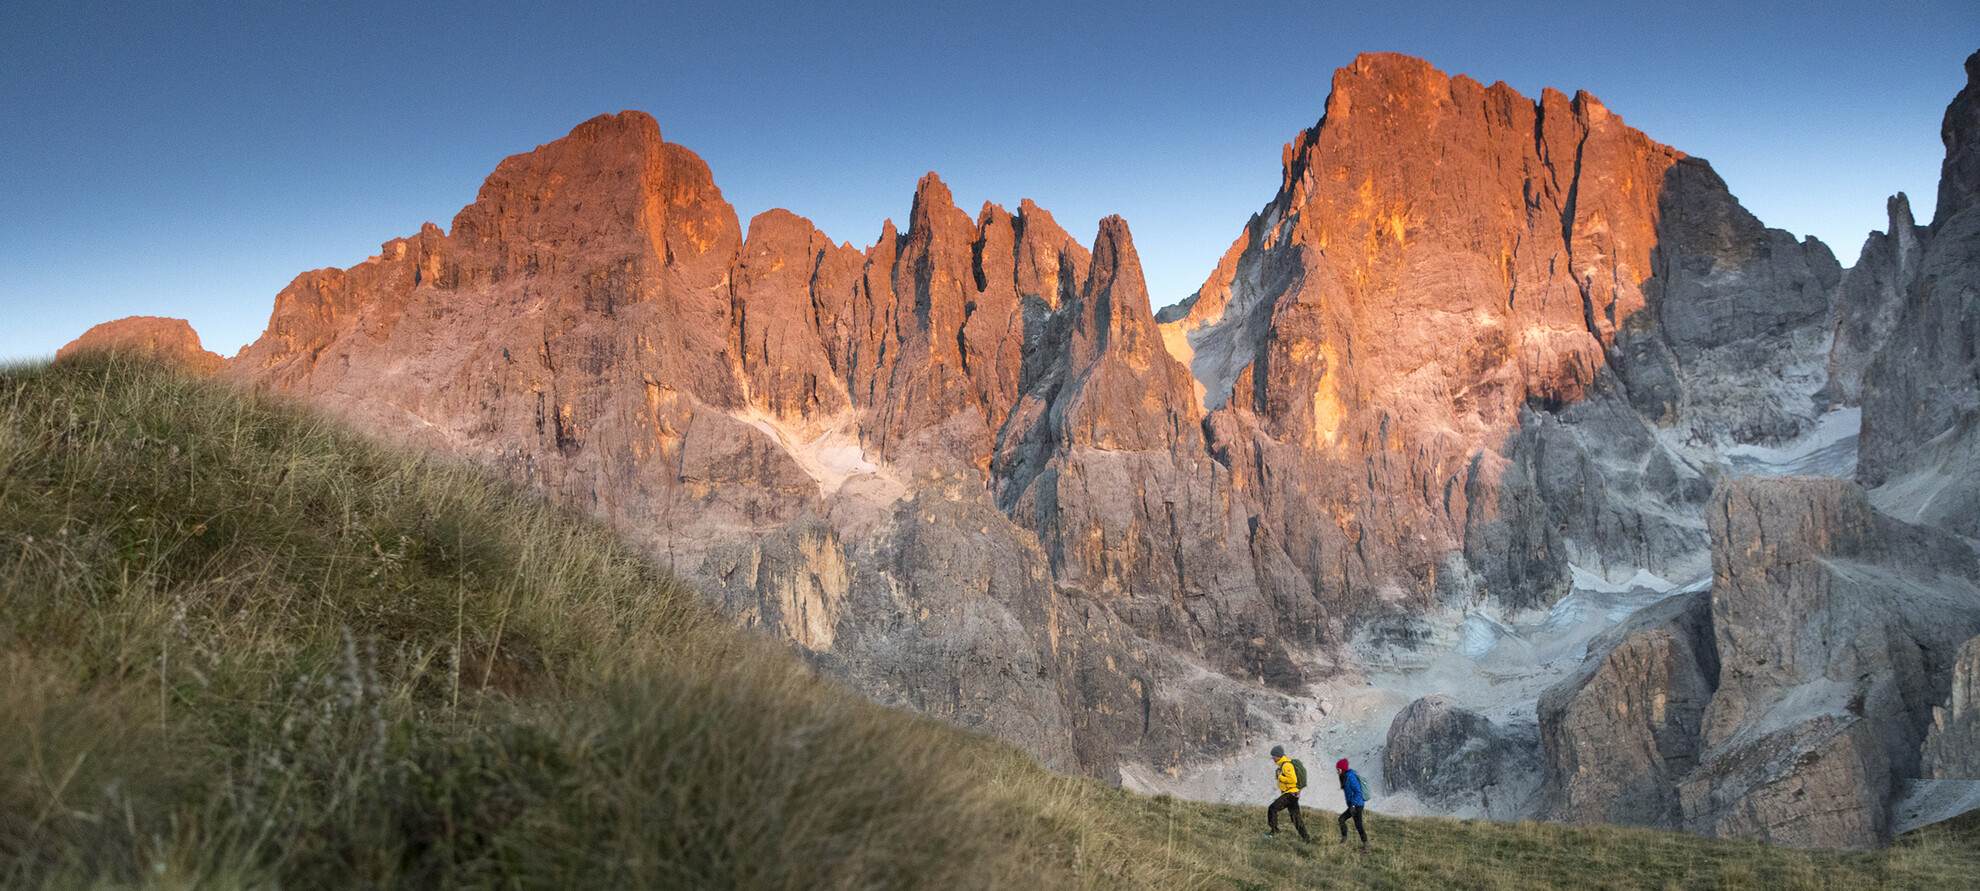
[
  {"xmin": 1934, "ymin": 49, "xmax": 1980, "ymax": 226},
  {"xmin": 566, "ymin": 109, "xmax": 664, "ymax": 146}
]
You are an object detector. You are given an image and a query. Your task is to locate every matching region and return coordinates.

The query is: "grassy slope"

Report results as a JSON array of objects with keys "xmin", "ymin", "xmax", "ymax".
[{"xmin": 1, "ymin": 355, "xmax": 1974, "ymax": 889}]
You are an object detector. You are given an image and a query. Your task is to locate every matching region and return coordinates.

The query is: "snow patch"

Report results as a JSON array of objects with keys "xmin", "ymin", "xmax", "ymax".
[
  {"xmin": 1568, "ymin": 563, "xmax": 1677, "ymax": 595},
  {"xmin": 1721, "ymin": 406, "xmax": 1860, "ymax": 477},
  {"xmin": 1460, "ymin": 613, "xmax": 1507, "ymax": 660},
  {"xmin": 815, "ymin": 444, "xmax": 878, "ymax": 477},
  {"xmin": 730, "ymin": 409, "xmax": 882, "ymax": 498},
  {"xmin": 1891, "ymin": 780, "xmax": 1980, "ymax": 835}
]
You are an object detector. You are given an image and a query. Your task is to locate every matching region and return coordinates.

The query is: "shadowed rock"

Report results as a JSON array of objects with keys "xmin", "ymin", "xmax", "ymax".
[
  {"xmin": 1922, "ymin": 635, "xmax": 1980, "ymax": 779},
  {"xmin": 1678, "ymin": 478, "xmax": 1980, "ymax": 848},
  {"xmin": 1858, "ymin": 51, "xmax": 1980, "ymax": 538},
  {"xmin": 1385, "ymin": 693, "xmax": 1541, "ymax": 817}
]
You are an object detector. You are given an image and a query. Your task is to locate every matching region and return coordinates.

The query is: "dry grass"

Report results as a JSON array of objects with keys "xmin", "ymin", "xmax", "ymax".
[{"xmin": 2, "ymin": 354, "xmax": 1975, "ymax": 889}]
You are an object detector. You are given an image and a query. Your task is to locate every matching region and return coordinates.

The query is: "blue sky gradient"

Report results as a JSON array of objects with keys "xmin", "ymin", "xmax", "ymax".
[{"xmin": 3, "ymin": 1, "xmax": 1973, "ymax": 361}]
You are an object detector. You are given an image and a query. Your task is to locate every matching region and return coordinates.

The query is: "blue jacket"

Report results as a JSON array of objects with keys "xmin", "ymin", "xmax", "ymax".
[{"xmin": 1340, "ymin": 768, "xmax": 1366, "ymax": 807}]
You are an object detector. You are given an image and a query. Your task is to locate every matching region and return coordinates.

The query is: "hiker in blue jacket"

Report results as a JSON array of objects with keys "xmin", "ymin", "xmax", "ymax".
[
  {"xmin": 1262, "ymin": 745, "xmax": 1311, "ymax": 841},
  {"xmin": 1336, "ymin": 758, "xmax": 1368, "ymax": 852}
]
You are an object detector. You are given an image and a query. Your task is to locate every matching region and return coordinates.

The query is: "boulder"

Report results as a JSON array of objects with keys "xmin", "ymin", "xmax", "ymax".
[{"xmin": 1384, "ymin": 693, "xmax": 1541, "ymax": 816}]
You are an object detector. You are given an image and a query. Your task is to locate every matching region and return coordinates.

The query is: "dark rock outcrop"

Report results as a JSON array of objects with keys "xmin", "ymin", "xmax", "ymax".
[
  {"xmin": 1934, "ymin": 51, "xmax": 1980, "ymax": 227},
  {"xmin": 1858, "ymin": 50, "xmax": 1980, "ymax": 538},
  {"xmin": 1828, "ymin": 194, "xmax": 1925, "ymax": 405},
  {"xmin": 1541, "ymin": 477, "xmax": 1980, "ymax": 848},
  {"xmin": 1384, "ymin": 693, "xmax": 1541, "ymax": 816},
  {"xmin": 1616, "ymin": 157, "xmax": 1840, "ymax": 444}
]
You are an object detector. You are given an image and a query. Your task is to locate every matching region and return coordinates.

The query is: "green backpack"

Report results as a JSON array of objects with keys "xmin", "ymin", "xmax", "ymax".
[{"xmin": 1290, "ymin": 758, "xmax": 1308, "ymax": 790}]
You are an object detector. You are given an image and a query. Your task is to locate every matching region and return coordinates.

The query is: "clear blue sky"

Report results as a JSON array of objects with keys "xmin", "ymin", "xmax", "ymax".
[{"xmin": 3, "ymin": 1, "xmax": 1973, "ymax": 362}]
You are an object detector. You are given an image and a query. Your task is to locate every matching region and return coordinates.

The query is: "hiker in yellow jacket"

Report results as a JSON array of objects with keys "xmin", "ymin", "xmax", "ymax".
[{"xmin": 1262, "ymin": 745, "xmax": 1310, "ymax": 841}]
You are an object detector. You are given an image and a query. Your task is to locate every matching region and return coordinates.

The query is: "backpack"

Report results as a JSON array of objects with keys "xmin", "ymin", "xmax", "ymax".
[
  {"xmin": 1290, "ymin": 758, "xmax": 1308, "ymax": 790},
  {"xmin": 1342, "ymin": 768, "xmax": 1366, "ymax": 806}
]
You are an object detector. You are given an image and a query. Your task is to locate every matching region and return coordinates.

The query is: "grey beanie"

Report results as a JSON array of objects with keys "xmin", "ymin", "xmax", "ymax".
[{"xmin": 1270, "ymin": 745, "xmax": 1285, "ymax": 758}]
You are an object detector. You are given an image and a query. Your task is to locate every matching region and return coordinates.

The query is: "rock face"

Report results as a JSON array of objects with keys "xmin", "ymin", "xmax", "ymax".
[
  {"xmin": 1161, "ymin": 53, "xmax": 1828, "ymax": 618},
  {"xmin": 1935, "ymin": 52, "xmax": 1980, "ymax": 227},
  {"xmin": 209, "ymin": 110, "xmax": 1301, "ymax": 778},
  {"xmin": 1166, "ymin": 56, "xmax": 1664, "ymax": 614},
  {"xmin": 1384, "ymin": 694, "xmax": 1540, "ymax": 817},
  {"xmin": 1534, "ymin": 50, "xmax": 1980, "ymax": 849},
  {"xmin": 1922, "ymin": 635, "xmax": 1980, "ymax": 779},
  {"xmin": 56, "ymin": 316, "xmax": 225, "ymax": 374},
  {"xmin": 1539, "ymin": 478, "xmax": 1980, "ymax": 848},
  {"xmin": 1858, "ymin": 51, "xmax": 1980, "ymax": 539},
  {"xmin": 1538, "ymin": 589, "xmax": 1716, "ymax": 829},
  {"xmin": 66, "ymin": 50, "xmax": 1980, "ymax": 847},
  {"xmin": 1680, "ymin": 478, "xmax": 1980, "ymax": 848}
]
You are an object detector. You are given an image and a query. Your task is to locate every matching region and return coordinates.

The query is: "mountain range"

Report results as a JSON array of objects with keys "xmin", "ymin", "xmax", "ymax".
[{"xmin": 61, "ymin": 49, "xmax": 1980, "ymax": 849}]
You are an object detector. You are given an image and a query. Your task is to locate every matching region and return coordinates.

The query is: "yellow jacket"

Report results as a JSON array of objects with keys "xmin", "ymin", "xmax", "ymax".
[{"xmin": 1275, "ymin": 756, "xmax": 1300, "ymax": 794}]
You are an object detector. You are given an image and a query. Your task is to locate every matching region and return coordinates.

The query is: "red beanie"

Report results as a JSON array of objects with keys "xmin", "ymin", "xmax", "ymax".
[{"xmin": 1336, "ymin": 759, "xmax": 1349, "ymax": 771}]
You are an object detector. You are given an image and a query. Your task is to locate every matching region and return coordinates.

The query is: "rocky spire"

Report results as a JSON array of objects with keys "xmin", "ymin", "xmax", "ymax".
[{"xmin": 1933, "ymin": 49, "xmax": 1980, "ymax": 227}]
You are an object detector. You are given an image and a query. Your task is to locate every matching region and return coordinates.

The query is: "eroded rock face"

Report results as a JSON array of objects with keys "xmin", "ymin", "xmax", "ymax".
[
  {"xmin": 1922, "ymin": 635, "xmax": 1980, "ymax": 779},
  {"xmin": 1470, "ymin": 385, "xmax": 1713, "ymax": 609},
  {"xmin": 1934, "ymin": 51, "xmax": 1980, "ymax": 227},
  {"xmin": 1617, "ymin": 157, "xmax": 1840, "ymax": 445},
  {"xmin": 1681, "ymin": 478, "xmax": 1980, "ymax": 848},
  {"xmin": 210, "ymin": 109, "xmax": 1298, "ymax": 777},
  {"xmin": 1828, "ymin": 195, "xmax": 1925, "ymax": 405},
  {"xmin": 1540, "ymin": 477, "xmax": 1980, "ymax": 848},
  {"xmin": 1169, "ymin": 56, "xmax": 1656, "ymax": 618},
  {"xmin": 1165, "ymin": 53, "xmax": 1827, "ymax": 619},
  {"xmin": 1538, "ymin": 589, "xmax": 1716, "ymax": 828},
  {"xmin": 56, "ymin": 316, "xmax": 225, "ymax": 375},
  {"xmin": 1681, "ymin": 713, "xmax": 1893, "ymax": 849},
  {"xmin": 1531, "ymin": 51, "xmax": 1980, "ymax": 847},
  {"xmin": 997, "ymin": 217, "xmax": 1309, "ymax": 687}
]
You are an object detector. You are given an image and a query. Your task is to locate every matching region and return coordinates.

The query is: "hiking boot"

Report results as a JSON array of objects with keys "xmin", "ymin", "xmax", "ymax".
[{"xmin": 1358, "ymin": 844, "xmax": 1370, "ymax": 854}]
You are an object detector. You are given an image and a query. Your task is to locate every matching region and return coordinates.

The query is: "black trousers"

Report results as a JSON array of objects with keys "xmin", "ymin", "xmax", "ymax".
[
  {"xmin": 1267, "ymin": 792, "xmax": 1309, "ymax": 839},
  {"xmin": 1339, "ymin": 804, "xmax": 1367, "ymax": 844}
]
